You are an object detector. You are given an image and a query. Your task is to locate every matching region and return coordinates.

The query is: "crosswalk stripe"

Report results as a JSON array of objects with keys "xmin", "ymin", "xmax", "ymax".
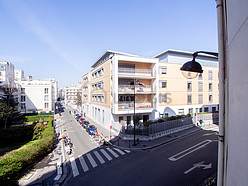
[
  {"xmin": 86, "ymin": 153, "xmax": 97, "ymax": 168},
  {"xmin": 78, "ymin": 155, "xmax": 89, "ymax": 172},
  {"xmin": 124, "ymin": 150, "xmax": 131, "ymax": 153},
  {"xmin": 100, "ymin": 149, "xmax": 112, "ymax": 161},
  {"xmin": 106, "ymin": 148, "xmax": 119, "ymax": 158},
  {"xmin": 113, "ymin": 148, "xmax": 125, "ymax": 155},
  {"xmin": 94, "ymin": 151, "xmax": 105, "ymax": 164},
  {"xmin": 70, "ymin": 157, "xmax": 79, "ymax": 177}
]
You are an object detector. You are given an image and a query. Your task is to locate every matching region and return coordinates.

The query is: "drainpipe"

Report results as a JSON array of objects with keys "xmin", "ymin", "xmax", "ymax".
[{"xmin": 216, "ymin": 0, "xmax": 227, "ymax": 185}]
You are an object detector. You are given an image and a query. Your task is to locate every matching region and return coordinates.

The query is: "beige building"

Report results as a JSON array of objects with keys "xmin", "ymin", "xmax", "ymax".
[
  {"xmin": 82, "ymin": 49, "xmax": 219, "ymax": 132},
  {"xmin": 65, "ymin": 83, "xmax": 82, "ymax": 106},
  {"xmin": 82, "ymin": 50, "xmax": 159, "ymax": 131},
  {"xmin": 155, "ymin": 49, "xmax": 219, "ymax": 117}
]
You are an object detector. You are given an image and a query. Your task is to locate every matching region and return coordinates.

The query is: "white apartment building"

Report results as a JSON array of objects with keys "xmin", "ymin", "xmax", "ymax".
[
  {"xmin": 65, "ymin": 83, "xmax": 82, "ymax": 105},
  {"xmin": 16, "ymin": 78, "xmax": 58, "ymax": 114},
  {"xmin": 0, "ymin": 61, "xmax": 15, "ymax": 89},
  {"xmin": 14, "ymin": 69, "xmax": 24, "ymax": 81}
]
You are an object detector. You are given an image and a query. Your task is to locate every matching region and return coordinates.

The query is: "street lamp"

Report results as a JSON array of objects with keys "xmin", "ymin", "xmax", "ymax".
[{"xmin": 180, "ymin": 51, "xmax": 218, "ymax": 79}]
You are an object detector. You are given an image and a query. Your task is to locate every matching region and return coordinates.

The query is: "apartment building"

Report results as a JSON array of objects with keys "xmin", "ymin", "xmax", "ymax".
[
  {"xmin": 16, "ymin": 78, "xmax": 58, "ymax": 114},
  {"xmin": 155, "ymin": 49, "xmax": 219, "ymax": 117},
  {"xmin": 82, "ymin": 50, "xmax": 159, "ymax": 131},
  {"xmin": 0, "ymin": 61, "xmax": 15, "ymax": 89},
  {"xmin": 65, "ymin": 83, "xmax": 82, "ymax": 105}
]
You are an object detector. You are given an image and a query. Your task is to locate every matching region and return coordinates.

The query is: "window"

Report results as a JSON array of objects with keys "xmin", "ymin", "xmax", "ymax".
[
  {"xmin": 212, "ymin": 107, "xmax": 216, "ymax": 112},
  {"xmin": 20, "ymin": 103, "xmax": 26, "ymax": 110},
  {"xmin": 178, "ymin": 109, "xmax": 184, "ymax": 115},
  {"xmin": 21, "ymin": 88, "xmax": 25, "ymax": 94},
  {"xmin": 198, "ymin": 82, "xmax": 203, "ymax": 92},
  {"xmin": 44, "ymin": 88, "xmax": 49, "ymax": 94},
  {"xmin": 198, "ymin": 94, "xmax": 203, "ymax": 104},
  {"xmin": 209, "ymin": 70, "xmax": 213, "ymax": 80},
  {"xmin": 45, "ymin": 103, "xmax": 49, "ymax": 109},
  {"xmin": 200, "ymin": 108, "xmax": 203, "ymax": 112},
  {"xmin": 187, "ymin": 94, "xmax": 192, "ymax": 104},
  {"xmin": 159, "ymin": 93, "xmax": 167, "ymax": 103},
  {"xmin": 188, "ymin": 108, "xmax": 193, "ymax": 114},
  {"xmin": 209, "ymin": 83, "xmax": 213, "ymax": 92},
  {"xmin": 209, "ymin": 94, "xmax": 213, "ymax": 103},
  {"xmin": 196, "ymin": 108, "xmax": 199, "ymax": 113},
  {"xmin": 160, "ymin": 81, "xmax": 167, "ymax": 88},
  {"xmin": 119, "ymin": 116, "xmax": 124, "ymax": 124},
  {"xmin": 44, "ymin": 95, "xmax": 49, "ymax": 101},
  {"xmin": 21, "ymin": 96, "xmax": 25, "ymax": 102},
  {"xmin": 159, "ymin": 67, "xmax": 167, "ymax": 74},
  {"xmin": 102, "ymin": 110, "xmax": 105, "ymax": 124},
  {"xmin": 198, "ymin": 73, "xmax": 203, "ymax": 80},
  {"xmin": 187, "ymin": 81, "xmax": 192, "ymax": 91},
  {"xmin": 204, "ymin": 107, "xmax": 209, "ymax": 112}
]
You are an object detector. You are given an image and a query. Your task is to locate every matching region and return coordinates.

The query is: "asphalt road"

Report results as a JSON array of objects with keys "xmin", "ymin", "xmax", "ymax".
[{"xmin": 63, "ymin": 111, "xmax": 218, "ymax": 186}]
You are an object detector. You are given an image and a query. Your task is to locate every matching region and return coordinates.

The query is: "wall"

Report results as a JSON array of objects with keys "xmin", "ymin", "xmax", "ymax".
[{"xmin": 226, "ymin": 0, "xmax": 248, "ymax": 185}]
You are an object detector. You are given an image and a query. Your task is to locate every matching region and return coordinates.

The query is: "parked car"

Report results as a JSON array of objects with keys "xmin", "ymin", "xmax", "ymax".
[
  {"xmin": 75, "ymin": 115, "xmax": 81, "ymax": 121},
  {"xmin": 86, "ymin": 125, "xmax": 97, "ymax": 135},
  {"xmin": 74, "ymin": 113, "xmax": 79, "ymax": 118},
  {"xmin": 83, "ymin": 120, "xmax": 90, "ymax": 128},
  {"xmin": 79, "ymin": 117, "xmax": 85, "ymax": 124}
]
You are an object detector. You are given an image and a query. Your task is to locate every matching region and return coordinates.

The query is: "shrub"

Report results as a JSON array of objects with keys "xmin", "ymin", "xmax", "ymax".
[{"xmin": 0, "ymin": 118, "xmax": 54, "ymax": 185}]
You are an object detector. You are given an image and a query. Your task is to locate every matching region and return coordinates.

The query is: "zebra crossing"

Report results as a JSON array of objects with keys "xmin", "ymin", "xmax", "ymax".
[{"xmin": 69, "ymin": 147, "xmax": 131, "ymax": 177}]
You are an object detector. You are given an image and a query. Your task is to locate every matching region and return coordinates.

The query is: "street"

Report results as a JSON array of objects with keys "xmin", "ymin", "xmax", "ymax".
[{"xmin": 62, "ymin": 106, "xmax": 218, "ymax": 186}]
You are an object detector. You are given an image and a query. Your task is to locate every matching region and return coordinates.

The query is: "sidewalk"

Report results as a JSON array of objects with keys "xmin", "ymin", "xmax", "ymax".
[{"xmin": 84, "ymin": 116, "xmax": 219, "ymax": 150}]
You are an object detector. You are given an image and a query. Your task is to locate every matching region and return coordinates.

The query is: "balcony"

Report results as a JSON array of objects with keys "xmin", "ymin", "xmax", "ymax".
[
  {"xmin": 118, "ymin": 68, "xmax": 155, "ymax": 78},
  {"xmin": 118, "ymin": 85, "xmax": 155, "ymax": 94},
  {"xmin": 118, "ymin": 101, "xmax": 154, "ymax": 111}
]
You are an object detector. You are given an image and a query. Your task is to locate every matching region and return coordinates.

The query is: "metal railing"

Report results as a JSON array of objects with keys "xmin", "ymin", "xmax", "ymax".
[
  {"xmin": 118, "ymin": 68, "xmax": 153, "ymax": 76},
  {"xmin": 118, "ymin": 101, "xmax": 153, "ymax": 110},
  {"xmin": 122, "ymin": 117, "xmax": 193, "ymax": 136},
  {"xmin": 118, "ymin": 85, "xmax": 154, "ymax": 93}
]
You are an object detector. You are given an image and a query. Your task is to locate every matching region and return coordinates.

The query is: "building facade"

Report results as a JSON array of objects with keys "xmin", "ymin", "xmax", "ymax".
[
  {"xmin": 82, "ymin": 49, "xmax": 219, "ymax": 132},
  {"xmin": 64, "ymin": 83, "xmax": 82, "ymax": 105},
  {"xmin": 16, "ymin": 78, "xmax": 58, "ymax": 114},
  {"xmin": 82, "ymin": 50, "xmax": 160, "ymax": 131},
  {"xmin": 0, "ymin": 61, "xmax": 15, "ymax": 89},
  {"xmin": 155, "ymin": 49, "xmax": 219, "ymax": 117}
]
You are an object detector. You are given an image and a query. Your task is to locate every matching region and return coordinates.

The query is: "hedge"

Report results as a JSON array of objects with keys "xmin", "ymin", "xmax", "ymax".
[{"xmin": 0, "ymin": 118, "xmax": 54, "ymax": 185}]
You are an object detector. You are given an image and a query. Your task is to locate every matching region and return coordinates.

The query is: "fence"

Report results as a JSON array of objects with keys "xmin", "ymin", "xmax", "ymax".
[
  {"xmin": 120, "ymin": 117, "xmax": 194, "ymax": 140},
  {"xmin": 193, "ymin": 113, "xmax": 219, "ymax": 125}
]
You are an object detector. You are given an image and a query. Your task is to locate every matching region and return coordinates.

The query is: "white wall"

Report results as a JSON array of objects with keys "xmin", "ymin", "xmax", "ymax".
[{"xmin": 226, "ymin": 0, "xmax": 248, "ymax": 185}]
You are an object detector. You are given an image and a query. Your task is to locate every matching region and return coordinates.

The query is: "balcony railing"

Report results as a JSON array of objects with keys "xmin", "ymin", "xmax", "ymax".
[
  {"xmin": 118, "ymin": 101, "xmax": 153, "ymax": 110},
  {"xmin": 118, "ymin": 85, "xmax": 154, "ymax": 93},
  {"xmin": 118, "ymin": 68, "xmax": 153, "ymax": 76}
]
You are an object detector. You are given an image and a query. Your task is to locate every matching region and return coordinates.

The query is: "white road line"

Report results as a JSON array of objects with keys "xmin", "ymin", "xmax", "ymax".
[
  {"xmin": 106, "ymin": 148, "xmax": 119, "ymax": 158},
  {"xmin": 78, "ymin": 155, "xmax": 89, "ymax": 172},
  {"xmin": 86, "ymin": 153, "xmax": 97, "ymax": 168},
  {"xmin": 70, "ymin": 157, "xmax": 79, "ymax": 177},
  {"xmin": 168, "ymin": 140, "xmax": 212, "ymax": 161},
  {"xmin": 93, "ymin": 151, "xmax": 105, "ymax": 164},
  {"xmin": 113, "ymin": 148, "xmax": 125, "ymax": 155},
  {"xmin": 124, "ymin": 150, "xmax": 131, "ymax": 153},
  {"xmin": 100, "ymin": 149, "xmax": 112, "ymax": 161}
]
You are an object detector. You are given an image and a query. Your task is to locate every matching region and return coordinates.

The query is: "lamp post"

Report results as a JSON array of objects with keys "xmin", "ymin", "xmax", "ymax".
[
  {"xmin": 180, "ymin": 51, "xmax": 218, "ymax": 79},
  {"xmin": 133, "ymin": 79, "xmax": 139, "ymax": 146}
]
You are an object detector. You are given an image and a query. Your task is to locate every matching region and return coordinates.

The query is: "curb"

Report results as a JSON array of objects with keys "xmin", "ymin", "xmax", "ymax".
[{"xmin": 107, "ymin": 127, "xmax": 202, "ymax": 151}]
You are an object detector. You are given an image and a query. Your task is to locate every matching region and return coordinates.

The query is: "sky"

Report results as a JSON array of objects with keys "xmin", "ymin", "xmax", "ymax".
[{"xmin": 0, "ymin": 0, "xmax": 218, "ymax": 87}]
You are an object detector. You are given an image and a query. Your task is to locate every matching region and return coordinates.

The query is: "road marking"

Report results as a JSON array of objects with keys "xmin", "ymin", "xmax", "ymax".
[
  {"xmin": 86, "ymin": 153, "xmax": 97, "ymax": 168},
  {"xmin": 106, "ymin": 148, "xmax": 119, "ymax": 158},
  {"xmin": 168, "ymin": 140, "xmax": 212, "ymax": 161},
  {"xmin": 94, "ymin": 151, "xmax": 105, "ymax": 164},
  {"xmin": 124, "ymin": 150, "xmax": 131, "ymax": 153},
  {"xmin": 70, "ymin": 157, "xmax": 79, "ymax": 177},
  {"xmin": 100, "ymin": 149, "xmax": 112, "ymax": 161},
  {"xmin": 184, "ymin": 161, "xmax": 212, "ymax": 174},
  {"xmin": 78, "ymin": 155, "xmax": 89, "ymax": 172},
  {"xmin": 113, "ymin": 148, "xmax": 125, "ymax": 155}
]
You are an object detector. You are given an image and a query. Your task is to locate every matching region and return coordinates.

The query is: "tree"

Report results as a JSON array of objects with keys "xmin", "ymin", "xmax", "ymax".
[{"xmin": 0, "ymin": 85, "xmax": 24, "ymax": 128}]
